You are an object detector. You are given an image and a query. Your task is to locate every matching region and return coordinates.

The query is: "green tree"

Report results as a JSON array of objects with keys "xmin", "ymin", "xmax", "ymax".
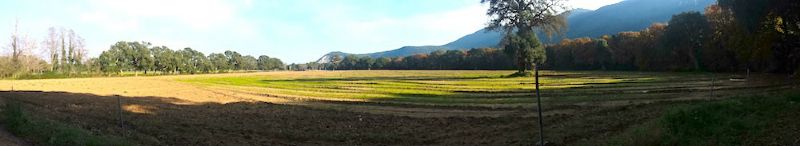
[
  {"xmin": 502, "ymin": 32, "xmax": 546, "ymax": 71},
  {"xmin": 374, "ymin": 57, "xmax": 391, "ymax": 69},
  {"xmin": 718, "ymin": 0, "xmax": 800, "ymax": 73},
  {"xmin": 341, "ymin": 55, "xmax": 359, "ymax": 70},
  {"xmin": 330, "ymin": 55, "xmax": 343, "ymax": 70},
  {"xmin": 483, "ymin": 0, "xmax": 568, "ymax": 73},
  {"xmin": 134, "ymin": 42, "xmax": 154, "ymax": 74},
  {"xmin": 443, "ymin": 50, "xmax": 466, "ymax": 69},
  {"xmin": 85, "ymin": 58, "xmax": 101, "ymax": 73},
  {"xmin": 223, "ymin": 51, "xmax": 243, "ymax": 70},
  {"xmin": 595, "ymin": 39, "xmax": 612, "ymax": 70},
  {"xmin": 357, "ymin": 57, "xmax": 375, "ymax": 70},
  {"xmin": 209, "ymin": 53, "xmax": 229, "ymax": 72},
  {"xmin": 240, "ymin": 55, "xmax": 258, "ymax": 70},
  {"xmin": 179, "ymin": 48, "xmax": 208, "ymax": 74},
  {"xmin": 662, "ymin": 12, "xmax": 711, "ymax": 71},
  {"xmin": 98, "ymin": 43, "xmax": 129, "ymax": 74},
  {"xmin": 150, "ymin": 46, "xmax": 175, "ymax": 73},
  {"xmin": 269, "ymin": 58, "xmax": 284, "ymax": 70},
  {"xmin": 703, "ymin": 5, "xmax": 740, "ymax": 72},
  {"xmin": 257, "ymin": 55, "xmax": 272, "ymax": 70}
]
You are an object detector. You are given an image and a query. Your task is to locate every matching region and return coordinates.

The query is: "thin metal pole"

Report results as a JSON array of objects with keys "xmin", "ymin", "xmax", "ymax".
[
  {"xmin": 117, "ymin": 95, "xmax": 123, "ymax": 128},
  {"xmin": 710, "ymin": 73, "xmax": 715, "ymax": 98},
  {"xmin": 535, "ymin": 65, "xmax": 544, "ymax": 146}
]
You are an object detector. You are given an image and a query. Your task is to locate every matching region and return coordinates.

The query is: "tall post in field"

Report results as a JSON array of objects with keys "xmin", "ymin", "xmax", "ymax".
[
  {"xmin": 117, "ymin": 95, "xmax": 123, "ymax": 127},
  {"xmin": 480, "ymin": 0, "xmax": 567, "ymax": 144},
  {"xmin": 535, "ymin": 65, "xmax": 544, "ymax": 145},
  {"xmin": 710, "ymin": 73, "xmax": 715, "ymax": 98}
]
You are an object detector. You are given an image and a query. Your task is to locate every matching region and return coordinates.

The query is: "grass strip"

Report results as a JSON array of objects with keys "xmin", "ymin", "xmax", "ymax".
[
  {"xmin": 601, "ymin": 91, "xmax": 800, "ymax": 145},
  {"xmin": 1, "ymin": 99, "xmax": 132, "ymax": 146}
]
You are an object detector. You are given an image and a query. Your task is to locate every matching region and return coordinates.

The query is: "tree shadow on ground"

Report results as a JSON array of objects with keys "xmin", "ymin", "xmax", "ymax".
[{"xmin": 0, "ymin": 91, "xmax": 536, "ymax": 146}]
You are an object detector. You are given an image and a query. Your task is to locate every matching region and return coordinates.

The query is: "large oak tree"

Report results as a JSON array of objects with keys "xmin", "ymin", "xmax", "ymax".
[{"xmin": 482, "ymin": 0, "xmax": 568, "ymax": 73}]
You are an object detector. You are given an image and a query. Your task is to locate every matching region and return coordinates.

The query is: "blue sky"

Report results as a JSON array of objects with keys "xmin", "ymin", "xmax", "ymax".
[{"xmin": 0, "ymin": 0, "xmax": 622, "ymax": 63}]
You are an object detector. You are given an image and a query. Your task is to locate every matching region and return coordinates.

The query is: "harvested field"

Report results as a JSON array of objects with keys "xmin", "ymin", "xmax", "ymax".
[{"xmin": 0, "ymin": 70, "xmax": 795, "ymax": 145}]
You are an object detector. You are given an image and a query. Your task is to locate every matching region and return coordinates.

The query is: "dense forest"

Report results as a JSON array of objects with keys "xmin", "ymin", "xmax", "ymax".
[{"xmin": 311, "ymin": 1, "xmax": 799, "ymax": 74}]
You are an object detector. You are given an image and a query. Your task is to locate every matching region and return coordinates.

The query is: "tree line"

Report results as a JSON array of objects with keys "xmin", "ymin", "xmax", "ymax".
[
  {"xmin": 290, "ymin": 48, "xmax": 515, "ymax": 71},
  {"xmin": 0, "ymin": 22, "xmax": 88, "ymax": 78},
  {"xmin": 543, "ymin": 1, "xmax": 798, "ymax": 73},
  {"xmin": 306, "ymin": 1, "xmax": 799, "ymax": 74},
  {"xmin": 0, "ymin": 23, "xmax": 284, "ymax": 78},
  {"xmin": 93, "ymin": 41, "xmax": 285, "ymax": 74}
]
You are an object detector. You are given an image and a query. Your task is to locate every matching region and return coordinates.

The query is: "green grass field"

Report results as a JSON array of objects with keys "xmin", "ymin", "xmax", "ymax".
[{"xmin": 180, "ymin": 70, "xmax": 760, "ymax": 107}]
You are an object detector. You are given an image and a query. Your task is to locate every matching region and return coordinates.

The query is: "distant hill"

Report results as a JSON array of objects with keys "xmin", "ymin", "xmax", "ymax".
[
  {"xmin": 566, "ymin": 0, "xmax": 715, "ymax": 38},
  {"xmin": 316, "ymin": 0, "xmax": 716, "ymax": 62}
]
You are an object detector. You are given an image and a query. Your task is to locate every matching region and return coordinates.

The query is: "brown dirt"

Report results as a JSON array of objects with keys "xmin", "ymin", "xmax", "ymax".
[
  {"xmin": 0, "ymin": 90, "xmax": 783, "ymax": 145},
  {"xmin": 0, "ymin": 127, "xmax": 28, "ymax": 146},
  {"xmin": 0, "ymin": 71, "xmax": 794, "ymax": 145}
]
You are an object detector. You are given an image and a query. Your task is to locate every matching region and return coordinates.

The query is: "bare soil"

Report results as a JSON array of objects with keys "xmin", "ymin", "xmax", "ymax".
[
  {"xmin": 0, "ymin": 127, "xmax": 28, "ymax": 146},
  {"xmin": 0, "ymin": 71, "xmax": 794, "ymax": 145},
  {"xmin": 0, "ymin": 90, "xmax": 782, "ymax": 145}
]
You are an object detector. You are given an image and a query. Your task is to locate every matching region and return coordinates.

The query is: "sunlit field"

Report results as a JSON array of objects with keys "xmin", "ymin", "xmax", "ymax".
[
  {"xmin": 180, "ymin": 70, "xmax": 785, "ymax": 108},
  {"xmin": 0, "ymin": 70, "xmax": 795, "ymax": 145}
]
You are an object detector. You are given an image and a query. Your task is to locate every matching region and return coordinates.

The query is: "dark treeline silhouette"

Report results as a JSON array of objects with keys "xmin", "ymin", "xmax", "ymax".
[
  {"xmin": 545, "ymin": 2, "xmax": 798, "ymax": 73},
  {"xmin": 307, "ymin": 2, "xmax": 799, "ymax": 74},
  {"xmin": 291, "ymin": 48, "xmax": 515, "ymax": 71}
]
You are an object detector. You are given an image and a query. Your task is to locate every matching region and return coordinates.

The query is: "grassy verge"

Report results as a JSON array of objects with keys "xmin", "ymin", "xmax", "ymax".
[
  {"xmin": 1, "ymin": 99, "xmax": 132, "ymax": 146},
  {"xmin": 601, "ymin": 91, "xmax": 800, "ymax": 145}
]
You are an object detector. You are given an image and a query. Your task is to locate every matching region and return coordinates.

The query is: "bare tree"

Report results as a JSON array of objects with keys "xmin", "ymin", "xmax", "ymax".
[
  {"xmin": 5, "ymin": 20, "xmax": 40, "ymax": 74},
  {"xmin": 9, "ymin": 20, "xmax": 20, "ymax": 64},
  {"xmin": 74, "ymin": 35, "xmax": 86, "ymax": 65},
  {"xmin": 69, "ymin": 31, "xmax": 87, "ymax": 73},
  {"xmin": 67, "ymin": 29, "xmax": 76, "ymax": 72},
  {"xmin": 59, "ymin": 27, "xmax": 67, "ymax": 72},
  {"xmin": 44, "ymin": 27, "xmax": 60, "ymax": 71},
  {"xmin": 43, "ymin": 27, "xmax": 86, "ymax": 73}
]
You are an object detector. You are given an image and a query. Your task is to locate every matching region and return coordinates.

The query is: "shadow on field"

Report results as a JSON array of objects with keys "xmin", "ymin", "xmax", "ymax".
[{"xmin": 0, "ymin": 91, "xmax": 537, "ymax": 146}]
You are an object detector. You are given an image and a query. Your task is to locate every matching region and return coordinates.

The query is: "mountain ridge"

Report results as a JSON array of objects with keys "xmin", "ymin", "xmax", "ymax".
[{"xmin": 316, "ymin": 0, "xmax": 716, "ymax": 62}]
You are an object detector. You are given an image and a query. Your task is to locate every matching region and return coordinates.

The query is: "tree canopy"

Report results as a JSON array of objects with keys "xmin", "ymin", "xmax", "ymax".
[
  {"xmin": 483, "ymin": 0, "xmax": 568, "ymax": 73},
  {"xmin": 94, "ymin": 41, "xmax": 284, "ymax": 74}
]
